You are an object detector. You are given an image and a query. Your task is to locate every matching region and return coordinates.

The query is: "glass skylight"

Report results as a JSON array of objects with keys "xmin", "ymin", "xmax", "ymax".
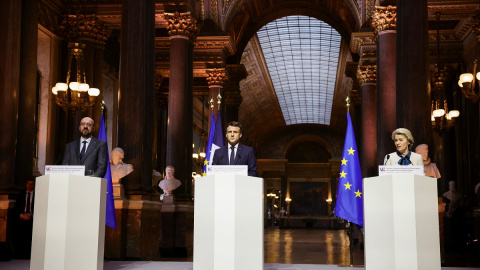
[{"xmin": 257, "ymin": 16, "xmax": 341, "ymax": 125}]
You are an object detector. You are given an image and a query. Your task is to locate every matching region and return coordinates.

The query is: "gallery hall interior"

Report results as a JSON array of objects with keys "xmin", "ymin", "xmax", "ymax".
[{"xmin": 1, "ymin": 0, "xmax": 480, "ymax": 268}]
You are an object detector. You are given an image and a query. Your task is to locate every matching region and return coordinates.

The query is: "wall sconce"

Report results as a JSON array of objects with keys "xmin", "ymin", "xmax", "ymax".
[
  {"xmin": 458, "ymin": 14, "xmax": 480, "ymax": 103},
  {"xmin": 458, "ymin": 60, "xmax": 480, "ymax": 103}
]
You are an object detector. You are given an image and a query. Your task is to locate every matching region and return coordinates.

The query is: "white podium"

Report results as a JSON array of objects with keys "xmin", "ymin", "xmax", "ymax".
[
  {"xmin": 363, "ymin": 174, "xmax": 441, "ymax": 270},
  {"xmin": 193, "ymin": 174, "xmax": 264, "ymax": 270},
  {"xmin": 31, "ymin": 174, "xmax": 107, "ymax": 270}
]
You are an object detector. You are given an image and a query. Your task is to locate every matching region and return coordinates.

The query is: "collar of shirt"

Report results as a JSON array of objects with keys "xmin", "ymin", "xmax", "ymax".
[
  {"xmin": 80, "ymin": 137, "xmax": 92, "ymax": 151},
  {"xmin": 228, "ymin": 143, "xmax": 239, "ymax": 149}
]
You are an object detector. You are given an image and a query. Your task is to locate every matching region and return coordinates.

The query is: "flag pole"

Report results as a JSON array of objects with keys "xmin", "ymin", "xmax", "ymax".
[
  {"xmin": 347, "ymin": 96, "xmax": 354, "ymax": 267},
  {"xmin": 348, "ymin": 222, "xmax": 354, "ymax": 267}
]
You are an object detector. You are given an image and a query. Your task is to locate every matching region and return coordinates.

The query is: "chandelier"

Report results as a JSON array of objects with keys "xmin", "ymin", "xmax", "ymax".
[
  {"xmin": 458, "ymin": 14, "xmax": 480, "ymax": 103},
  {"xmin": 431, "ymin": 13, "xmax": 459, "ymax": 134},
  {"xmin": 51, "ymin": 42, "xmax": 100, "ymax": 112}
]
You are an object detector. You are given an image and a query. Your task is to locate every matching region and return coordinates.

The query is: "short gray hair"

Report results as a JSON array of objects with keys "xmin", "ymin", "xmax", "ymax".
[{"xmin": 392, "ymin": 128, "xmax": 414, "ymax": 150}]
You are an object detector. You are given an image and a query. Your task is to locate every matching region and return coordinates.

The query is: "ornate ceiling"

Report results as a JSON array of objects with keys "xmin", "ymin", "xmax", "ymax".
[{"xmin": 40, "ymin": 0, "xmax": 479, "ymax": 152}]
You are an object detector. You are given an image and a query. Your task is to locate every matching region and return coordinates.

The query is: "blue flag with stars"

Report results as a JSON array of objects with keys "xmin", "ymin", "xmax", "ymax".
[
  {"xmin": 334, "ymin": 113, "xmax": 364, "ymax": 227},
  {"xmin": 98, "ymin": 114, "xmax": 117, "ymax": 229},
  {"xmin": 202, "ymin": 113, "xmax": 216, "ymax": 175}
]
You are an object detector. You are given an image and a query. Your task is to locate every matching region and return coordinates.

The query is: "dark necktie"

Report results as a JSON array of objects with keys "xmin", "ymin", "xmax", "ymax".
[
  {"xmin": 26, "ymin": 192, "xmax": 31, "ymax": 213},
  {"xmin": 230, "ymin": 146, "xmax": 235, "ymax": 165},
  {"xmin": 80, "ymin": 141, "xmax": 87, "ymax": 160}
]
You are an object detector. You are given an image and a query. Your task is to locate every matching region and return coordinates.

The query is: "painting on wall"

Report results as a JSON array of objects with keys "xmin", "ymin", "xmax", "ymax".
[{"xmin": 289, "ymin": 181, "xmax": 329, "ymax": 216}]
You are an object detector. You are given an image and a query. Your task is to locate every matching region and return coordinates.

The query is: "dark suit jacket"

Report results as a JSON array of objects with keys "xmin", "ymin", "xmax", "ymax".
[
  {"xmin": 212, "ymin": 144, "xmax": 258, "ymax": 176},
  {"xmin": 62, "ymin": 137, "xmax": 108, "ymax": 177},
  {"xmin": 13, "ymin": 190, "xmax": 35, "ymax": 218}
]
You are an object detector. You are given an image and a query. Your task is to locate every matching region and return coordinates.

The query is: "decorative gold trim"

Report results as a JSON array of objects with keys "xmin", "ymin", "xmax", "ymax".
[
  {"xmin": 206, "ymin": 68, "xmax": 228, "ymax": 86},
  {"xmin": 356, "ymin": 65, "xmax": 377, "ymax": 84},
  {"xmin": 371, "ymin": 6, "xmax": 397, "ymax": 39},
  {"xmin": 58, "ymin": 14, "xmax": 109, "ymax": 45},
  {"xmin": 164, "ymin": 11, "xmax": 198, "ymax": 40},
  {"xmin": 350, "ymin": 32, "xmax": 375, "ymax": 54}
]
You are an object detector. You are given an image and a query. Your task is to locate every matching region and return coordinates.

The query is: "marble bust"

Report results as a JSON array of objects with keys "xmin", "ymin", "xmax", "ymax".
[
  {"xmin": 158, "ymin": 166, "xmax": 182, "ymax": 196},
  {"xmin": 443, "ymin": 181, "xmax": 462, "ymax": 217},
  {"xmin": 415, "ymin": 144, "xmax": 441, "ymax": 179},
  {"xmin": 110, "ymin": 147, "xmax": 134, "ymax": 183}
]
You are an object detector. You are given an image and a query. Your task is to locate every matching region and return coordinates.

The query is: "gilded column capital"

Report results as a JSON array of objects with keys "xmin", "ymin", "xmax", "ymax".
[
  {"xmin": 356, "ymin": 65, "xmax": 377, "ymax": 85},
  {"xmin": 371, "ymin": 6, "xmax": 396, "ymax": 39},
  {"xmin": 59, "ymin": 14, "xmax": 109, "ymax": 45},
  {"xmin": 206, "ymin": 68, "xmax": 228, "ymax": 87},
  {"xmin": 164, "ymin": 11, "xmax": 198, "ymax": 41}
]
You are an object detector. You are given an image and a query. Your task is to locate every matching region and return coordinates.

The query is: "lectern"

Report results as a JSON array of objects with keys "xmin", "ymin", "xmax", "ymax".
[
  {"xmin": 31, "ymin": 174, "xmax": 107, "ymax": 270},
  {"xmin": 193, "ymin": 174, "xmax": 263, "ymax": 270},
  {"xmin": 363, "ymin": 174, "xmax": 441, "ymax": 270}
]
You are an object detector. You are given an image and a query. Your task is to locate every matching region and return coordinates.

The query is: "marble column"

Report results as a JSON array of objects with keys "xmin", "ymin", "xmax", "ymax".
[
  {"xmin": 357, "ymin": 66, "xmax": 377, "ymax": 177},
  {"xmin": 0, "ymin": 0, "xmax": 21, "ymax": 189},
  {"xmin": 0, "ymin": 0, "xmax": 21, "ymax": 245},
  {"xmin": 165, "ymin": 11, "xmax": 197, "ymax": 199},
  {"xmin": 118, "ymin": 0, "xmax": 155, "ymax": 194},
  {"xmin": 372, "ymin": 6, "xmax": 397, "ymax": 163},
  {"xmin": 206, "ymin": 68, "xmax": 228, "ymax": 129},
  {"xmin": 15, "ymin": 0, "xmax": 38, "ymax": 184},
  {"xmin": 396, "ymin": 0, "xmax": 432, "ymax": 145}
]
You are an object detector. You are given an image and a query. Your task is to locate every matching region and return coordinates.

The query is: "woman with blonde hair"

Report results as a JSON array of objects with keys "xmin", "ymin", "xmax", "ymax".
[{"xmin": 383, "ymin": 128, "xmax": 423, "ymax": 166}]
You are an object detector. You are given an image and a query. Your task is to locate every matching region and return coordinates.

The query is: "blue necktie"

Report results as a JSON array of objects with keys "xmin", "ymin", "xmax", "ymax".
[{"xmin": 230, "ymin": 146, "xmax": 235, "ymax": 165}]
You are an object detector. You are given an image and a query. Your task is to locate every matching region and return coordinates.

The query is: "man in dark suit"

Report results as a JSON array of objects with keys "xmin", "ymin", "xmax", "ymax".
[
  {"xmin": 62, "ymin": 117, "xmax": 108, "ymax": 177},
  {"xmin": 212, "ymin": 121, "xmax": 258, "ymax": 176},
  {"xmin": 12, "ymin": 179, "xmax": 35, "ymax": 259}
]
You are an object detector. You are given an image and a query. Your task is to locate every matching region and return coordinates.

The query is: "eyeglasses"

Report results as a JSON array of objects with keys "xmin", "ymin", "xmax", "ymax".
[{"xmin": 80, "ymin": 122, "xmax": 93, "ymax": 127}]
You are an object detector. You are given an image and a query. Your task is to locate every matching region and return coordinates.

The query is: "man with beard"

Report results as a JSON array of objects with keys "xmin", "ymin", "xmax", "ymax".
[{"xmin": 62, "ymin": 117, "xmax": 108, "ymax": 177}]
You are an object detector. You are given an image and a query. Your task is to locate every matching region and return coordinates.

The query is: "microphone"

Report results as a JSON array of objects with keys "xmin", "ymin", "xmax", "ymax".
[{"xmin": 384, "ymin": 154, "xmax": 390, "ymax": 165}]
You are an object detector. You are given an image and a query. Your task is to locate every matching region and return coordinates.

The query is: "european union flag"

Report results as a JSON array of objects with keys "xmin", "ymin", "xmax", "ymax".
[
  {"xmin": 334, "ymin": 113, "xmax": 364, "ymax": 227},
  {"xmin": 202, "ymin": 113, "xmax": 216, "ymax": 175},
  {"xmin": 98, "ymin": 114, "xmax": 117, "ymax": 229}
]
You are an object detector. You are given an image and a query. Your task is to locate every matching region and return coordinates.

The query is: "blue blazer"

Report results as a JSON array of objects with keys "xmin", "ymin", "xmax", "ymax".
[
  {"xmin": 212, "ymin": 144, "xmax": 258, "ymax": 176},
  {"xmin": 62, "ymin": 137, "xmax": 108, "ymax": 177}
]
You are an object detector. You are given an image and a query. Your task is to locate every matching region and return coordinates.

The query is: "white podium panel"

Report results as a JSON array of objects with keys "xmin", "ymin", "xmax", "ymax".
[
  {"xmin": 31, "ymin": 174, "xmax": 107, "ymax": 270},
  {"xmin": 363, "ymin": 174, "xmax": 440, "ymax": 270},
  {"xmin": 194, "ymin": 174, "xmax": 264, "ymax": 270}
]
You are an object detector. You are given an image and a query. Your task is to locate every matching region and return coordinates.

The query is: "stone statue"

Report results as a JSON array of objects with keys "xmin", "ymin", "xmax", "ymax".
[
  {"xmin": 280, "ymin": 207, "xmax": 286, "ymax": 217},
  {"xmin": 443, "ymin": 181, "xmax": 462, "ymax": 218},
  {"xmin": 158, "ymin": 166, "xmax": 182, "ymax": 196},
  {"xmin": 110, "ymin": 147, "xmax": 134, "ymax": 183},
  {"xmin": 415, "ymin": 144, "xmax": 441, "ymax": 179}
]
